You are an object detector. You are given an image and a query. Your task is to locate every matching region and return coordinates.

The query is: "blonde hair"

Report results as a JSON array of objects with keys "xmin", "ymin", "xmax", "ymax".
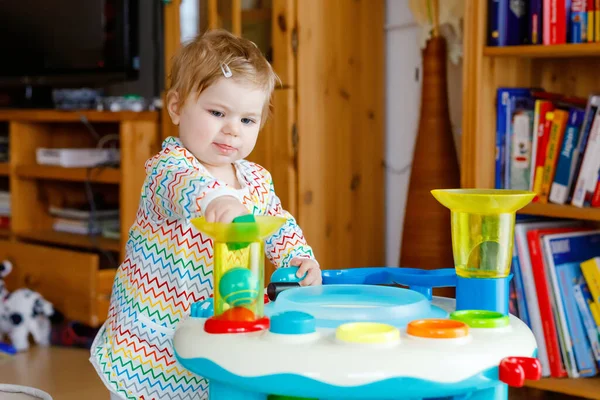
[{"xmin": 168, "ymin": 29, "xmax": 279, "ymax": 127}]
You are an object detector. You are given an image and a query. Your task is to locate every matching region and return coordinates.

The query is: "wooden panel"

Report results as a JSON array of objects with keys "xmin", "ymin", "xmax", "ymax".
[
  {"xmin": 208, "ymin": 0, "xmax": 219, "ymax": 29},
  {"xmin": 119, "ymin": 121, "xmax": 160, "ymax": 258},
  {"xmin": 247, "ymin": 88, "xmax": 296, "ymax": 215},
  {"xmin": 0, "ymin": 162, "xmax": 9, "ymax": 176},
  {"xmin": 4, "ymin": 242, "xmax": 104, "ymax": 327},
  {"xmin": 232, "ymin": 0, "xmax": 242, "ymax": 35},
  {"xmin": 10, "ymin": 122, "xmax": 53, "ymax": 233},
  {"xmin": 532, "ymin": 58, "xmax": 600, "ymax": 98},
  {"xmin": 525, "ymin": 377, "xmax": 600, "ymax": 399},
  {"xmin": 461, "ymin": 0, "xmax": 487, "ymax": 188},
  {"xmin": 0, "ymin": 110, "xmax": 158, "ymax": 122},
  {"xmin": 272, "ymin": 0, "xmax": 295, "ymax": 87},
  {"xmin": 297, "ymin": 0, "xmax": 385, "ymax": 270},
  {"xmin": 15, "ymin": 165, "xmax": 120, "ymax": 184},
  {"xmin": 161, "ymin": 0, "xmax": 182, "ymax": 142}
]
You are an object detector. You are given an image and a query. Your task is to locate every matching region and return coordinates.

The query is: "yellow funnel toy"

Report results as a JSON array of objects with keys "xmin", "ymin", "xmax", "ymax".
[
  {"xmin": 191, "ymin": 215, "xmax": 286, "ymax": 322},
  {"xmin": 431, "ymin": 189, "xmax": 535, "ymax": 279}
]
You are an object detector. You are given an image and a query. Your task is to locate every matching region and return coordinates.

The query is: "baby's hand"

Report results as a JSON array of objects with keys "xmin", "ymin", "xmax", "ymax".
[
  {"xmin": 291, "ymin": 258, "xmax": 322, "ymax": 286},
  {"xmin": 204, "ymin": 196, "xmax": 248, "ymax": 223}
]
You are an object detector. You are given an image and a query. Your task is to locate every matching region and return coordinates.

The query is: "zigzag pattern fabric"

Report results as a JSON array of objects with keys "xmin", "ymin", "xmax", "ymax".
[{"xmin": 90, "ymin": 137, "xmax": 314, "ymax": 399}]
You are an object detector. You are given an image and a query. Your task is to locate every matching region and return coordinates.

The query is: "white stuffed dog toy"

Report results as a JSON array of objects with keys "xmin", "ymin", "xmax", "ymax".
[{"xmin": 0, "ymin": 260, "xmax": 55, "ymax": 351}]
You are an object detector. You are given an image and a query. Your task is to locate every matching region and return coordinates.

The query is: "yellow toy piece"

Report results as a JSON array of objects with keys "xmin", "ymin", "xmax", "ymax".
[{"xmin": 431, "ymin": 189, "xmax": 534, "ymax": 279}]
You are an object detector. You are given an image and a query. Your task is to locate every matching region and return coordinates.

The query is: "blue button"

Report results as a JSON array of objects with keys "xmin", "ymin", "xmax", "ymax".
[
  {"xmin": 270, "ymin": 311, "xmax": 316, "ymax": 334},
  {"xmin": 190, "ymin": 298, "xmax": 214, "ymax": 318}
]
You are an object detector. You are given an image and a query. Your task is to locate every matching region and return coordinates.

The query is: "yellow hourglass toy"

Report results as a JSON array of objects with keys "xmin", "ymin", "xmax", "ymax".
[
  {"xmin": 431, "ymin": 189, "xmax": 535, "ymax": 314},
  {"xmin": 191, "ymin": 214, "xmax": 286, "ymax": 333}
]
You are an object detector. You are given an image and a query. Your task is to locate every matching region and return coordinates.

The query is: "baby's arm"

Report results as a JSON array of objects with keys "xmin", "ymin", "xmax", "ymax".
[{"xmin": 263, "ymin": 175, "xmax": 316, "ymax": 270}]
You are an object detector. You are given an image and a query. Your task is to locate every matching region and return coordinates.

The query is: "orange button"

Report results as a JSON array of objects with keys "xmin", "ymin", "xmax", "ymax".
[{"xmin": 407, "ymin": 319, "xmax": 469, "ymax": 339}]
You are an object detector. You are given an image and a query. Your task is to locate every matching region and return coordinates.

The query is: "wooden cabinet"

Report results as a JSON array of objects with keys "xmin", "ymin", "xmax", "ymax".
[
  {"xmin": 462, "ymin": 1, "xmax": 600, "ymax": 397},
  {"xmin": 0, "ymin": 110, "xmax": 159, "ymax": 327},
  {"xmin": 162, "ymin": 0, "xmax": 386, "ymax": 279}
]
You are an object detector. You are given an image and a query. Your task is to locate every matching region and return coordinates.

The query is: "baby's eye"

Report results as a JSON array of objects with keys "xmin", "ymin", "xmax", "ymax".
[
  {"xmin": 241, "ymin": 118, "xmax": 255, "ymax": 125},
  {"xmin": 209, "ymin": 110, "xmax": 224, "ymax": 117}
]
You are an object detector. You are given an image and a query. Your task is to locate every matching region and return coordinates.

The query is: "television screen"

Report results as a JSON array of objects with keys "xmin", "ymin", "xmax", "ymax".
[{"xmin": 0, "ymin": 0, "xmax": 139, "ymax": 83}]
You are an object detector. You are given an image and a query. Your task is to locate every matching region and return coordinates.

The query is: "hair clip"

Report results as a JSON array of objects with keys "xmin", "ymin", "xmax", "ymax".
[{"xmin": 220, "ymin": 63, "xmax": 232, "ymax": 78}]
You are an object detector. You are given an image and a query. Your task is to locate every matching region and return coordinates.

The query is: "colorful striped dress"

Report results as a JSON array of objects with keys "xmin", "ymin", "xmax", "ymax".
[{"xmin": 90, "ymin": 136, "xmax": 315, "ymax": 399}]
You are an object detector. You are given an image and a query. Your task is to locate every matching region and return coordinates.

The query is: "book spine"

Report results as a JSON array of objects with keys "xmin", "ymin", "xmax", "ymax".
[
  {"xmin": 550, "ymin": 108, "xmax": 585, "ymax": 204},
  {"xmin": 571, "ymin": 0, "xmax": 588, "ymax": 42},
  {"xmin": 596, "ymin": 0, "xmax": 600, "ymax": 41},
  {"xmin": 574, "ymin": 284, "xmax": 600, "ymax": 365},
  {"xmin": 532, "ymin": 0, "xmax": 545, "ymax": 44},
  {"xmin": 572, "ymin": 109, "xmax": 600, "ymax": 207},
  {"xmin": 588, "ymin": 0, "xmax": 596, "ymax": 41},
  {"xmin": 528, "ymin": 231, "xmax": 568, "ymax": 377},
  {"xmin": 592, "ymin": 177, "xmax": 600, "ymax": 206},
  {"xmin": 540, "ymin": 109, "xmax": 568, "ymax": 203},
  {"xmin": 489, "ymin": 0, "xmax": 501, "ymax": 45}
]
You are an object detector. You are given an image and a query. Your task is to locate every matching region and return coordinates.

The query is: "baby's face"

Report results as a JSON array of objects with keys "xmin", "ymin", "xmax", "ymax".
[{"xmin": 175, "ymin": 77, "xmax": 267, "ymax": 168}]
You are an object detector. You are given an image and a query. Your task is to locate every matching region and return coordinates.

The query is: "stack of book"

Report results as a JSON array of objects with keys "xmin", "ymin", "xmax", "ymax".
[
  {"xmin": 488, "ymin": 0, "xmax": 600, "ymax": 46},
  {"xmin": 510, "ymin": 216, "xmax": 600, "ymax": 378},
  {"xmin": 495, "ymin": 88, "xmax": 600, "ymax": 208},
  {"xmin": 50, "ymin": 204, "xmax": 119, "ymax": 239}
]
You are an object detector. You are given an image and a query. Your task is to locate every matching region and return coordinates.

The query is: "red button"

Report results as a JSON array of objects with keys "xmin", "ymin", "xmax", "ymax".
[
  {"xmin": 499, "ymin": 357, "xmax": 542, "ymax": 387},
  {"xmin": 204, "ymin": 315, "xmax": 270, "ymax": 334}
]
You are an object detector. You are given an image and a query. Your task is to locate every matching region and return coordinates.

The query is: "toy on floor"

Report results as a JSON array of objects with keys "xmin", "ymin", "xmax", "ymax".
[
  {"xmin": 174, "ymin": 189, "xmax": 542, "ymax": 400},
  {"xmin": 0, "ymin": 260, "xmax": 55, "ymax": 352}
]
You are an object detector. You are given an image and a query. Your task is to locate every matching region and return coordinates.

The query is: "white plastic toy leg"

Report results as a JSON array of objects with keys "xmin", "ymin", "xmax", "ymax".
[
  {"xmin": 30, "ymin": 317, "xmax": 51, "ymax": 347},
  {"xmin": 208, "ymin": 382, "xmax": 266, "ymax": 400},
  {"xmin": 9, "ymin": 325, "xmax": 30, "ymax": 352}
]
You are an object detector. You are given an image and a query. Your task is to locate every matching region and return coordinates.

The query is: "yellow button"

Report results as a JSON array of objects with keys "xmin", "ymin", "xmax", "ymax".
[{"xmin": 335, "ymin": 322, "xmax": 400, "ymax": 344}]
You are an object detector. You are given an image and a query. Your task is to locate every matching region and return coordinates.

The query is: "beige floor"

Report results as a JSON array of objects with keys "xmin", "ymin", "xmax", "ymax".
[{"xmin": 0, "ymin": 346, "xmax": 106, "ymax": 400}]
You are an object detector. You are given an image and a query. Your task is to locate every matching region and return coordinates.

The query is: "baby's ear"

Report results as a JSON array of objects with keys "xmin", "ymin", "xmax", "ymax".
[{"xmin": 166, "ymin": 90, "xmax": 181, "ymax": 125}]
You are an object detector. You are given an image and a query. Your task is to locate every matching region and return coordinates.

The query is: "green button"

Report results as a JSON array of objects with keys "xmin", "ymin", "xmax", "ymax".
[{"xmin": 449, "ymin": 310, "xmax": 510, "ymax": 328}]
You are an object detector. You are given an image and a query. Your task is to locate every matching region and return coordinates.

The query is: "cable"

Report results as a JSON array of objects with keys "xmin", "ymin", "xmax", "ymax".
[
  {"xmin": 84, "ymin": 164, "xmax": 120, "ymax": 270},
  {"xmin": 72, "ymin": 116, "xmax": 120, "ymax": 269}
]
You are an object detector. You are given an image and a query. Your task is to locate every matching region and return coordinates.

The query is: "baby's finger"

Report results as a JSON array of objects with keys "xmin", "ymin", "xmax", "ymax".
[
  {"xmin": 290, "ymin": 258, "xmax": 302, "ymax": 266},
  {"xmin": 205, "ymin": 208, "xmax": 216, "ymax": 222},
  {"xmin": 300, "ymin": 269, "xmax": 320, "ymax": 286},
  {"xmin": 296, "ymin": 262, "xmax": 310, "ymax": 279}
]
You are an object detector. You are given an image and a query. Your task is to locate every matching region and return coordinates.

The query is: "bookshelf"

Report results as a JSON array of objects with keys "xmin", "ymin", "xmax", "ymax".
[
  {"xmin": 0, "ymin": 110, "xmax": 160, "ymax": 327},
  {"xmin": 463, "ymin": 1, "xmax": 600, "ymax": 398},
  {"xmin": 483, "ymin": 42, "xmax": 600, "ymax": 58}
]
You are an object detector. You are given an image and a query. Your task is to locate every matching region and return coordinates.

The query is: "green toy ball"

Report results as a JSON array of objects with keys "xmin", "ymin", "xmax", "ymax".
[
  {"xmin": 219, "ymin": 266, "xmax": 259, "ymax": 307},
  {"xmin": 227, "ymin": 214, "xmax": 259, "ymax": 251}
]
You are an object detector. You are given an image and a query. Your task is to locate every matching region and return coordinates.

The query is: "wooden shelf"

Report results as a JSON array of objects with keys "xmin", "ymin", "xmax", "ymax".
[
  {"xmin": 16, "ymin": 230, "xmax": 121, "ymax": 253},
  {"xmin": 525, "ymin": 377, "xmax": 600, "ymax": 399},
  {"xmin": 0, "ymin": 163, "xmax": 9, "ymax": 176},
  {"xmin": 15, "ymin": 165, "xmax": 121, "ymax": 184},
  {"xmin": 484, "ymin": 43, "xmax": 600, "ymax": 58},
  {"xmin": 0, "ymin": 109, "xmax": 158, "ymax": 123},
  {"xmin": 518, "ymin": 202, "xmax": 600, "ymax": 222}
]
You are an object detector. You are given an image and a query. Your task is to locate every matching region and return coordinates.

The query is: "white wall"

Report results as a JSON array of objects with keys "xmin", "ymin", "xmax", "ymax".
[{"xmin": 385, "ymin": 0, "xmax": 422, "ymax": 266}]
